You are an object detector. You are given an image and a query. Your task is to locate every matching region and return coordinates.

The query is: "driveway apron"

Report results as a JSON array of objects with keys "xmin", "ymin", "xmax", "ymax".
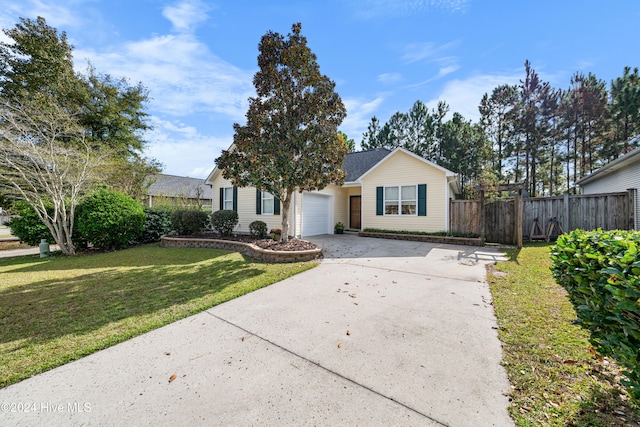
[{"xmin": 0, "ymin": 234, "xmax": 513, "ymax": 426}]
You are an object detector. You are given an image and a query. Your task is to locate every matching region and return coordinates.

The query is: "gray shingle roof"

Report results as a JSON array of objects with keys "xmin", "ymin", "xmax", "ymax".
[
  {"xmin": 343, "ymin": 148, "xmax": 392, "ymax": 182},
  {"xmin": 146, "ymin": 174, "xmax": 212, "ymax": 200}
]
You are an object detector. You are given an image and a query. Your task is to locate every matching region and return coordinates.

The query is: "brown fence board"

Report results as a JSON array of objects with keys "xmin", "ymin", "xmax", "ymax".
[{"xmin": 450, "ymin": 191, "xmax": 633, "ymax": 244}]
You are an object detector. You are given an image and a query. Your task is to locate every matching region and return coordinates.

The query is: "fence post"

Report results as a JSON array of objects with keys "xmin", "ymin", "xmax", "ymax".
[
  {"xmin": 627, "ymin": 188, "xmax": 637, "ymax": 230},
  {"xmin": 515, "ymin": 190, "xmax": 523, "ymax": 248},
  {"xmin": 479, "ymin": 189, "xmax": 485, "ymax": 242},
  {"xmin": 564, "ymin": 193, "xmax": 570, "ymax": 231}
]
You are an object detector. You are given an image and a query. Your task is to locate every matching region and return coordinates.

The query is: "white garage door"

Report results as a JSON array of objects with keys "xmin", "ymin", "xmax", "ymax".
[{"xmin": 302, "ymin": 193, "xmax": 331, "ymax": 237}]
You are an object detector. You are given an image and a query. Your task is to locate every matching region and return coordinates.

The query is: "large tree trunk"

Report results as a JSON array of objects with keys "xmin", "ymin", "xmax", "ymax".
[{"xmin": 280, "ymin": 189, "xmax": 294, "ymax": 243}]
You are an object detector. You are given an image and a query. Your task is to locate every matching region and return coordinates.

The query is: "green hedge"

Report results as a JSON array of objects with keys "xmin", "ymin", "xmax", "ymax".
[
  {"xmin": 550, "ymin": 229, "xmax": 640, "ymax": 400},
  {"xmin": 171, "ymin": 209, "xmax": 209, "ymax": 236},
  {"xmin": 6, "ymin": 201, "xmax": 54, "ymax": 246},
  {"xmin": 140, "ymin": 207, "xmax": 175, "ymax": 243},
  {"xmin": 363, "ymin": 228, "xmax": 479, "ymax": 238},
  {"xmin": 210, "ymin": 210, "xmax": 238, "ymax": 236},
  {"xmin": 249, "ymin": 220, "xmax": 267, "ymax": 239},
  {"xmin": 76, "ymin": 189, "xmax": 145, "ymax": 250}
]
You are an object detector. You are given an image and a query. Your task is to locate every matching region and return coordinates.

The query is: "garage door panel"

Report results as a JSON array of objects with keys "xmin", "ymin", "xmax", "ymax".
[{"xmin": 302, "ymin": 193, "xmax": 331, "ymax": 237}]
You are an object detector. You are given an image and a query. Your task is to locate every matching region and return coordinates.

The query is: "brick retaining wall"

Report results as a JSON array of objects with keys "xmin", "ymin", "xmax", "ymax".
[{"xmin": 160, "ymin": 236, "xmax": 322, "ymax": 263}]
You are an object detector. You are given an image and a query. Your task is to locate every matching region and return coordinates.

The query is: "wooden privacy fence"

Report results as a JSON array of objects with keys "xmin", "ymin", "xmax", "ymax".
[{"xmin": 450, "ymin": 190, "xmax": 636, "ymax": 245}]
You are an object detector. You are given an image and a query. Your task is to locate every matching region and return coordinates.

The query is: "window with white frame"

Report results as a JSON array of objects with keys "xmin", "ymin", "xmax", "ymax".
[
  {"xmin": 262, "ymin": 192, "xmax": 274, "ymax": 215},
  {"xmin": 223, "ymin": 187, "xmax": 234, "ymax": 210},
  {"xmin": 385, "ymin": 185, "xmax": 417, "ymax": 215}
]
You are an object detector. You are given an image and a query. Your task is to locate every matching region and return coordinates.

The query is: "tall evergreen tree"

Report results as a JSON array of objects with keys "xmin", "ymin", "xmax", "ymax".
[
  {"xmin": 216, "ymin": 23, "xmax": 346, "ymax": 242},
  {"xmin": 479, "ymin": 84, "xmax": 518, "ymax": 178},
  {"xmin": 608, "ymin": 66, "xmax": 640, "ymax": 156},
  {"xmin": 516, "ymin": 60, "xmax": 558, "ymax": 196}
]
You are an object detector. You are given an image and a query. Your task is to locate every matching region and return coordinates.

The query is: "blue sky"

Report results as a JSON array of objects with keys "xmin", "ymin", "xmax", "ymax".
[{"xmin": 1, "ymin": 1, "xmax": 639, "ymax": 178}]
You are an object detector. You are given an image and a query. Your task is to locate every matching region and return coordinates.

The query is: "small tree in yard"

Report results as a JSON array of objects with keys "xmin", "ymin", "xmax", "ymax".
[
  {"xmin": 215, "ymin": 23, "xmax": 347, "ymax": 243},
  {"xmin": 0, "ymin": 97, "xmax": 108, "ymax": 255}
]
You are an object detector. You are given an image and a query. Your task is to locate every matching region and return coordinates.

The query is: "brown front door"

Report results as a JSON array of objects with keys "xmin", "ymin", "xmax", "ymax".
[{"xmin": 350, "ymin": 196, "xmax": 361, "ymax": 230}]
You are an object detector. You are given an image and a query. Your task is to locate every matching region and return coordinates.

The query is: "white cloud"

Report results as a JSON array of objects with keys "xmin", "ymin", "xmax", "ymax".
[
  {"xmin": 75, "ymin": 33, "xmax": 254, "ymax": 120},
  {"xmin": 377, "ymin": 73, "xmax": 403, "ymax": 85},
  {"xmin": 425, "ymin": 72, "xmax": 522, "ymax": 122},
  {"xmin": 351, "ymin": 0, "xmax": 468, "ymax": 19},
  {"xmin": 401, "ymin": 40, "xmax": 459, "ymax": 64},
  {"xmin": 0, "ymin": 0, "xmax": 87, "ymax": 44},
  {"xmin": 146, "ymin": 117, "xmax": 230, "ymax": 178},
  {"xmin": 162, "ymin": 0, "xmax": 212, "ymax": 33},
  {"xmin": 341, "ymin": 96, "xmax": 385, "ymax": 147}
]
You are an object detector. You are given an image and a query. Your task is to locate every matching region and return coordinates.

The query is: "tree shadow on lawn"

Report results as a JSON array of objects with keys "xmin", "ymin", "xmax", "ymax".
[
  {"xmin": 0, "ymin": 244, "xmax": 229, "ymax": 273},
  {"xmin": 572, "ymin": 374, "xmax": 640, "ymax": 426},
  {"xmin": 0, "ymin": 250, "xmax": 266, "ymax": 348}
]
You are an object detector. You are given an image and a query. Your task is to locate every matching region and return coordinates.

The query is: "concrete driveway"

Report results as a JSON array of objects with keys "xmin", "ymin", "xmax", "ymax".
[{"xmin": 0, "ymin": 234, "xmax": 513, "ymax": 426}]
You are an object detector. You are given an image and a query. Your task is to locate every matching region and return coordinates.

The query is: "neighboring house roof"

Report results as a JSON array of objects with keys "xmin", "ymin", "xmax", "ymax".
[
  {"xmin": 147, "ymin": 174, "xmax": 212, "ymax": 200},
  {"xmin": 343, "ymin": 148, "xmax": 392, "ymax": 182},
  {"xmin": 576, "ymin": 141, "xmax": 640, "ymax": 186}
]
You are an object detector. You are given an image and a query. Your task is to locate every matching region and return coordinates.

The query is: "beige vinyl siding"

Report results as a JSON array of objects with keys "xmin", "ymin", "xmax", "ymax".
[
  {"xmin": 361, "ymin": 150, "xmax": 448, "ymax": 232},
  {"xmin": 211, "ymin": 174, "xmax": 294, "ymax": 234},
  {"xmin": 581, "ymin": 160, "xmax": 640, "ymax": 229},
  {"xmin": 321, "ymin": 184, "xmax": 349, "ymax": 228}
]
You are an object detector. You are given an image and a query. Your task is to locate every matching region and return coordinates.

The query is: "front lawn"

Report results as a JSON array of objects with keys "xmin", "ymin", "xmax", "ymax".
[
  {"xmin": 489, "ymin": 243, "xmax": 639, "ymax": 426},
  {"xmin": 0, "ymin": 244, "xmax": 316, "ymax": 387}
]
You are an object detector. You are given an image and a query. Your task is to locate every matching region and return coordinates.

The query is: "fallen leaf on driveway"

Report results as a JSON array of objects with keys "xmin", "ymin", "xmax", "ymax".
[
  {"xmin": 337, "ymin": 343, "xmax": 342, "ymax": 348},
  {"xmin": 169, "ymin": 373, "xmax": 177, "ymax": 383}
]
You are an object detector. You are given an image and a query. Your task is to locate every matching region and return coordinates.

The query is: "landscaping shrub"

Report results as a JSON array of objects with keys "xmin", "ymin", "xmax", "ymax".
[
  {"xmin": 550, "ymin": 229, "xmax": 640, "ymax": 400},
  {"xmin": 171, "ymin": 209, "xmax": 209, "ymax": 235},
  {"xmin": 249, "ymin": 220, "xmax": 267, "ymax": 239},
  {"xmin": 362, "ymin": 228, "xmax": 479, "ymax": 238},
  {"xmin": 210, "ymin": 210, "xmax": 238, "ymax": 236},
  {"xmin": 5, "ymin": 200, "xmax": 53, "ymax": 246},
  {"xmin": 76, "ymin": 189, "xmax": 145, "ymax": 250},
  {"xmin": 140, "ymin": 207, "xmax": 175, "ymax": 243}
]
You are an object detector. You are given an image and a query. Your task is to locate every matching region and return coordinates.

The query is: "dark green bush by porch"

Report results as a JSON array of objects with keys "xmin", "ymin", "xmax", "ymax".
[
  {"xmin": 140, "ymin": 207, "xmax": 175, "ymax": 243},
  {"xmin": 6, "ymin": 200, "xmax": 54, "ymax": 246},
  {"xmin": 76, "ymin": 189, "xmax": 145, "ymax": 250},
  {"xmin": 210, "ymin": 209, "xmax": 239, "ymax": 236},
  {"xmin": 171, "ymin": 209, "xmax": 210, "ymax": 235},
  {"xmin": 550, "ymin": 229, "xmax": 640, "ymax": 400},
  {"xmin": 249, "ymin": 220, "xmax": 267, "ymax": 239}
]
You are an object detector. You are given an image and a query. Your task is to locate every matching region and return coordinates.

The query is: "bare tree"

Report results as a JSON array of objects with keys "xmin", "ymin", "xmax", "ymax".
[{"xmin": 0, "ymin": 97, "xmax": 109, "ymax": 255}]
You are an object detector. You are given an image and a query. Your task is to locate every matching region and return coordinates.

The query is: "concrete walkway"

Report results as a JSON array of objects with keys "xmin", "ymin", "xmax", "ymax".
[
  {"xmin": 0, "ymin": 245, "xmax": 59, "ymax": 258},
  {"xmin": 0, "ymin": 234, "xmax": 513, "ymax": 426}
]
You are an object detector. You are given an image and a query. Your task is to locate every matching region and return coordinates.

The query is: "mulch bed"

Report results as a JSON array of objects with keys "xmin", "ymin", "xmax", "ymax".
[{"xmin": 184, "ymin": 233, "xmax": 319, "ymax": 252}]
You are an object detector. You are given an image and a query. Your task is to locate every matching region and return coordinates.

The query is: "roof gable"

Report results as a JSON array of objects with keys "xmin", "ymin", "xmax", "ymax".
[
  {"xmin": 343, "ymin": 148, "xmax": 392, "ymax": 182},
  {"xmin": 147, "ymin": 174, "xmax": 211, "ymax": 199},
  {"xmin": 358, "ymin": 147, "xmax": 456, "ymax": 181}
]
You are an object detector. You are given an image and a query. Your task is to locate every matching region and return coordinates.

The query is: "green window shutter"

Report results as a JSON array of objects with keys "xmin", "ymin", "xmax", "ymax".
[
  {"xmin": 219, "ymin": 188, "xmax": 224, "ymax": 211},
  {"xmin": 376, "ymin": 186, "xmax": 383, "ymax": 216},
  {"xmin": 418, "ymin": 184, "xmax": 427, "ymax": 216},
  {"xmin": 256, "ymin": 189, "xmax": 261, "ymax": 215},
  {"xmin": 274, "ymin": 196, "xmax": 281, "ymax": 215},
  {"xmin": 232, "ymin": 187, "xmax": 238, "ymax": 212}
]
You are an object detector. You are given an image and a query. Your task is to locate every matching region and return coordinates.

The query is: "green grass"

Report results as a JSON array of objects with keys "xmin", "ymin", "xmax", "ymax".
[
  {"xmin": 489, "ymin": 243, "xmax": 639, "ymax": 426},
  {"xmin": 0, "ymin": 244, "xmax": 316, "ymax": 387}
]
